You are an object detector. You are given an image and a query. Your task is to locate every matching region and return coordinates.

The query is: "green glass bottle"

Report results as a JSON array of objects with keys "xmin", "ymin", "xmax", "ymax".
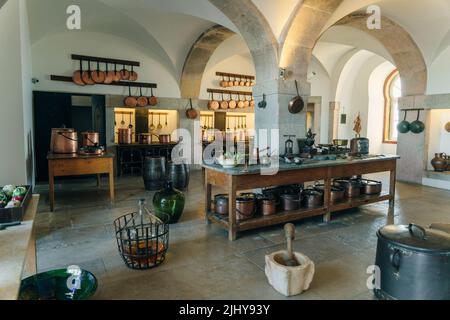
[{"xmin": 153, "ymin": 181, "xmax": 186, "ymax": 224}]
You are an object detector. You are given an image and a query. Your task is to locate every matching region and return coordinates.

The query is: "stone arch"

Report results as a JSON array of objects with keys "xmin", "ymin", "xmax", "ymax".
[
  {"xmin": 0, "ymin": 0, "xmax": 7, "ymax": 10},
  {"xmin": 335, "ymin": 14, "xmax": 427, "ymax": 96},
  {"xmin": 180, "ymin": 25, "xmax": 235, "ymax": 98},
  {"xmin": 208, "ymin": 0, "xmax": 279, "ymax": 84},
  {"xmin": 279, "ymin": 0, "xmax": 344, "ymax": 93}
]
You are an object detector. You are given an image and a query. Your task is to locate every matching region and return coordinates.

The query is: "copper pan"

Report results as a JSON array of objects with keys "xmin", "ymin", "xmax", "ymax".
[
  {"xmin": 288, "ymin": 80, "xmax": 304, "ymax": 114},
  {"xmin": 148, "ymin": 88, "xmax": 158, "ymax": 106},
  {"xmin": 124, "ymin": 86, "xmax": 138, "ymax": 107},
  {"xmin": 136, "ymin": 86, "xmax": 149, "ymax": 107},
  {"xmin": 82, "ymin": 60, "xmax": 95, "ymax": 85},
  {"xmin": 72, "ymin": 60, "xmax": 85, "ymax": 86},
  {"xmin": 220, "ymin": 93, "xmax": 228, "ymax": 110},
  {"xmin": 237, "ymin": 94, "xmax": 245, "ymax": 109},
  {"xmin": 243, "ymin": 95, "xmax": 250, "ymax": 108},
  {"xmin": 103, "ymin": 63, "xmax": 114, "ymax": 84},
  {"xmin": 228, "ymin": 94, "xmax": 237, "ymax": 109},
  {"xmin": 113, "ymin": 64, "xmax": 121, "ymax": 82},
  {"xmin": 129, "ymin": 65, "xmax": 138, "ymax": 81},
  {"xmin": 91, "ymin": 61, "xmax": 106, "ymax": 84},
  {"xmin": 120, "ymin": 65, "xmax": 130, "ymax": 80},
  {"xmin": 208, "ymin": 93, "xmax": 219, "ymax": 111}
]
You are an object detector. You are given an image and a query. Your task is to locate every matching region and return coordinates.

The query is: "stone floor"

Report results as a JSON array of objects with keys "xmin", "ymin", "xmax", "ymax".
[{"xmin": 33, "ymin": 170, "xmax": 450, "ymax": 300}]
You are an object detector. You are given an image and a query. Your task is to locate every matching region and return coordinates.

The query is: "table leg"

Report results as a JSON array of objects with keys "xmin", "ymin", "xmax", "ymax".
[
  {"xmin": 97, "ymin": 174, "xmax": 101, "ymax": 188},
  {"xmin": 205, "ymin": 170, "xmax": 212, "ymax": 225},
  {"xmin": 49, "ymin": 161, "xmax": 55, "ymax": 212},
  {"xmin": 109, "ymin": 167, "xmax": 115, "ymax": 203},
  {"xmin": 228, "ymin": 176, "xmax": 237, "ymax": 241},
  {"xmin": 323, "ymin": 176, "xmax": 332, "ymax": 223},
  {"xmin": 388, "ymin": 163, "xmax": 397, "ymax": 225}
]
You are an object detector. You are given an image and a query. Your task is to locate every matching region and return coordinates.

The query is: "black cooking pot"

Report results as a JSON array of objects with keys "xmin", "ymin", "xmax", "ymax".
[{"xmin": 375, "ymin": 224, "xmax": 450, "ymax": 300}]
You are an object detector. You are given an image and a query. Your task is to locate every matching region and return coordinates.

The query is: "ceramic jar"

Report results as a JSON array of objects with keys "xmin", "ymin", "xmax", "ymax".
[{"xmin": 431, "ymin": 153, "xmax": 447, "ymax": 172}]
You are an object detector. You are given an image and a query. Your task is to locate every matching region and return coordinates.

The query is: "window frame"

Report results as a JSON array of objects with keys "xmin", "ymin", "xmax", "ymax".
[{"xmin": 382, "ymin": 69, "xmax": 400, "ymax": 144}]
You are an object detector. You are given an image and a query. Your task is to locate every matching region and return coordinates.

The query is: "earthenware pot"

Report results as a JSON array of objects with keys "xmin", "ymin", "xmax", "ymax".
[{"xmin": 431, "ymin": 153, "xmax": 447, "ymax": 172}]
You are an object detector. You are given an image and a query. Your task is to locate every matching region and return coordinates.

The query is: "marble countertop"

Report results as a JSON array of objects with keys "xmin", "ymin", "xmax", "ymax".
[
  {"xmin": 202, "ymin": 155, "xmax": 400, "ymax": 176},
  {"xmin": 0, "ymin": 195, "xmax": 39, "ymax": 300}
]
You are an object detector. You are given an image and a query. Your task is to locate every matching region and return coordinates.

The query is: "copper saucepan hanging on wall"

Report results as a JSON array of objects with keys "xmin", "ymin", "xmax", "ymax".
[
  {"xmin": 129, "ymin": 65, "xmax": 138, "ymax": 82},
  {"xmin": 82, "ymin": 60, "xmax": 95, "ymax": 85},
  {"xmin": 137, "ymin": 86, "xmax": 149, "ymax": 107},
  {"xmin": 124, "ymin": 85, "xmax": 138, "ymax": 107},
  {"xmin": 113, "ymin": 64, "xmax": 122, "ymax": 82},
  {"xmin": 91, "ymin": 61, "xmax": 106, "ymax": 84},
  {"xmin": 186, "ymin": 98, "xmax": 198, "ymax": 119},
  {"xmin": 104, "ymin": 63, "xmax": 114, "ymax": 84},
  {"xmin": 120, "ymin": 64, "xmax": 130, "ymax": 81},
  {"xmin": 209, "ymin": 92, "xmax": 219, "ymax": 111},
  {"xmin": 148, "ymin": 87, "xmax": 158, "ymax": 106},
  {"xmin": 288, "ymin": 80, "xmax": 304, "ymax": 114},
  {"xmin": 73, "ymin": 59, "xmax": 85, "ymax": 86}
]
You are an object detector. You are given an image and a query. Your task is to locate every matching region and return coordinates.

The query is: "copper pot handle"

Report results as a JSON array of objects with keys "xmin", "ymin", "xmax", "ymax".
[{"xmin": 57, "ymin": 132, "xmax": 78, "ymax": 142}]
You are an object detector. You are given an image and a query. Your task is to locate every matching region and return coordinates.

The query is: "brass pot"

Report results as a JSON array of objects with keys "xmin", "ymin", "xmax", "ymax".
[
  {"xmin": 51, "ymin": 128, "xmax": 78, "ymax": 154},
  {"xmin": 118, "ymin": 128, "xmax": 133, "ymax": 145},
  {"xmin": 81, "ymin": 131, "xmax": 100, "ymax": 147},
  {"xmin": 431, "ymin": 153, "xmax": 447, "ymax": 172}
]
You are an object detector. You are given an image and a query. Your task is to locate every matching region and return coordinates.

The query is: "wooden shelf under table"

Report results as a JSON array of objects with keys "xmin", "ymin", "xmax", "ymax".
[{"xmin": 207, "ymin": 192, "xmax": 392, "ymax": 233}]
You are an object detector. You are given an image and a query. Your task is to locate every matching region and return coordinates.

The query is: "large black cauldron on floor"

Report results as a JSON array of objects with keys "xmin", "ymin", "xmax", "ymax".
[{"xmin": 374, "ymin": 224, "xmax": 450, "ymax": 300}]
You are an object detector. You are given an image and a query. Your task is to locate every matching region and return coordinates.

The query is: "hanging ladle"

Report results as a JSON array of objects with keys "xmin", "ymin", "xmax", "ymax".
[
  {"xmin": 149, "ymin": 113, "xmax": 156, "ymax": 132},
  {"xmin": 157, "ymin": 114, "xmax": 163, "ymax": 130},
  {"xmin": 128, "ymin": 112, "xmax": 133, "ymax": 129},
  {"xmin": 121, "ymin": 113, "xmax": 125, "ymax": 127}
]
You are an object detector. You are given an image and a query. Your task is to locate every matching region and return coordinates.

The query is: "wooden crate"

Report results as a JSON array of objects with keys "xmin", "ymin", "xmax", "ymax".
[{"xmin": 0, "ymin": 185, "xmax": 33, "ymax": 223}]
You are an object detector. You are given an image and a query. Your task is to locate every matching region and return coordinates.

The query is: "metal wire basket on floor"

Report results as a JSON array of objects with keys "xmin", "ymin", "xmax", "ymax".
[{"xmin": 114, "ymin": 199, "xmax": 169, "ymax": 270}]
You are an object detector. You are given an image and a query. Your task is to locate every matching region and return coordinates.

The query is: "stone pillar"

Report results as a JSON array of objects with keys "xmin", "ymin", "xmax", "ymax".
[
  {"xmin": 328, "ymin": 102, "xmax": 340, "ymax": 142},
  {"xmin": 253, "ymin": 78, "xmax": 310, "ymax": 156},
  {"xmin": 397, "ymin": 96, "xmax": 428, "ymax": 184}
]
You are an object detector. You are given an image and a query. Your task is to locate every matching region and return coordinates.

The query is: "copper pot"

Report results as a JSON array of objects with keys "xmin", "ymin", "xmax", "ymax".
[
  {"xmin": 124, "ymin": 86, "xmax": 137, "ymax": 107},
  {"xmin": 301, "ymin": 189, "xmax": 324, "ymax": 208},
  {"xmin": 136, "ymin": 87, "xmax": 149, "ymax": 107},
  {"xmin": 148, "ymin": 88, "xmax": 158, "ymax": 106},
  {"xmin": 159, "ymin": 134, "xmax": 171, "ymax": 144},
  {"xmin": 103, "ymin": 63, "xmax": 115, "ymax": 85},
  {"xmin": 91, "ymin": 61, "xmax": 106, "ymax": 84},
  {"xmin": 360, "ymin": 179, "xmax": 382, "ymax": 195},
  {"xmin": 258, "ymin": 197, "xmax": 277, "ymax": 216},
  {"xmin": 314, "ymin": 184, "xmax": 345, "ymax": 204},
  {"xmin": 113, "ymin": 64, "xmax": 122, "ymax": 82},
  {"xmin": 120, "ymin": 65, "xmax": 130, "ymax": 80},
  {"xmin": 334, "ymin": 179, "xmax": 362, "ymax": 198},
  {"xmin": 129, "ymin": 65, "xmax": 138, "ymax": 82},
  {"xmin": 118, "ymin": 128, "xmax": 133, "ymax": 145},
  {"xmin": 51, "ymin": 128, "xmax": 78, "ymax": 154},
  {"xmin": 236, "ymin": 194, "xmax": 256, "ymax": 221},
  {"xmin": 280, "ymin": 193, "xmax": 301, "ymax": 211},
  {"xmin": 139, "ymin": 133, "xmax": 153, "ymax": 145},
  {"xmin": 81, "ymin": 131, "xmax": 100, "ymax": 147},
  {"xmin": 214, "ymin": 194, "xmax": 229, "ymax": 216}
]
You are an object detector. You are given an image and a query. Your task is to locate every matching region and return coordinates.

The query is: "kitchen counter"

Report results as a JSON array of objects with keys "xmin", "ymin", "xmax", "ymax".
[
  {"xmin": 204, "ymin": 155, "xmax": 399, "ymax": 240},
  {"xmin": 202, "ymin": 155, "xmax": 400, "ymax": 175},
  {"xmin": 0, "ymin": 195, "xmax": 39, "ymax": 300}
]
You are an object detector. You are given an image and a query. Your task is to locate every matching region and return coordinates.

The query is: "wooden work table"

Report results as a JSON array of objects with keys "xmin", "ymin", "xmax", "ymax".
[
  {"xmin": 203, "ymin": 155, "xmax": 399, "ymax": 241},
  {"xmin": 47, "ymin": 153, "xmax": 115, "ymax": 211},
  {"xmin": 0, "ymin": 195, "xmax": 39, "ymax": 300}
]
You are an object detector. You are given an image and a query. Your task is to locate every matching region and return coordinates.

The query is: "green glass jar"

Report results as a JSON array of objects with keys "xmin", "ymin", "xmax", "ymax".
[{"xmin": 153, "ymin": 181, "xmax": 186, "ymax": 224}]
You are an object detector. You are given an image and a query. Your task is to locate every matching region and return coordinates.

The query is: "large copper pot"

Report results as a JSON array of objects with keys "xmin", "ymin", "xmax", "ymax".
[
  {"xmin": 118, "ymin": 128, "xmax": 133, "ymax": 145},
  {"xmin": 51, "ymin": 128, "xmax": 78, "ymax": 154},
  {"xmin": 138, "ymin": 133, "xmax": 153, "ymax": 145},
  {"xmin": 81, "ymin": 131, "xmax": 100, "ymax": 147}
]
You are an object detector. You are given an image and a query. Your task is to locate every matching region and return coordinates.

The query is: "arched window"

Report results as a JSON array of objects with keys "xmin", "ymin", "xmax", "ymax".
[{"xmin": 383, "ymin": 70, "xmax": 401, "ymax": 144}]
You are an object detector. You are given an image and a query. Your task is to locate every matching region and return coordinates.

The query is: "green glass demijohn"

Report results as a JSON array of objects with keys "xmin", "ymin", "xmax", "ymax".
[{"xmin": 153, "ymin": 181, "xmax": 186, "ymax": 224}]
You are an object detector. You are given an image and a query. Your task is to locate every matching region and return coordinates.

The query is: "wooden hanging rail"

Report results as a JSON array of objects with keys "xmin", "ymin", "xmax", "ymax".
[
  {"xmin": 50, "ymin": 75, "xmax": 157, "ymax": 89},
  {"xmin": 216, "ymin": 72, "xmax": 255, "ymax": 80},
  {"xmin": 207, "ymin": 88, "xmax": 253, "ymax": 96},
  {"xmin": 72, "ymin": 54, "xmax": 140, "ymax": 67}
]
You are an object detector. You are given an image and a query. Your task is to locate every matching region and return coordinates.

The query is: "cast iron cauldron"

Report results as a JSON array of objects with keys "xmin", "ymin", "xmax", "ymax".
[{"xmin": 374, "ymin": 224, "xmax": 450, "ymax": 300}]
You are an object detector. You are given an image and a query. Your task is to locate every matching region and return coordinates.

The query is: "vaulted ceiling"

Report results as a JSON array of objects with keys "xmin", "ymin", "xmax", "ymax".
[{"xmin": 24, "ymin": 0, "xmax": 450, "ymax": 81}]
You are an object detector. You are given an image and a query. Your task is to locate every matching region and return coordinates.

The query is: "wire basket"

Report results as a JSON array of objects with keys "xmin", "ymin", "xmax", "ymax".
[{"xmin": 114, "ymin": 200, "xmax": 169, "ymax": 270}]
